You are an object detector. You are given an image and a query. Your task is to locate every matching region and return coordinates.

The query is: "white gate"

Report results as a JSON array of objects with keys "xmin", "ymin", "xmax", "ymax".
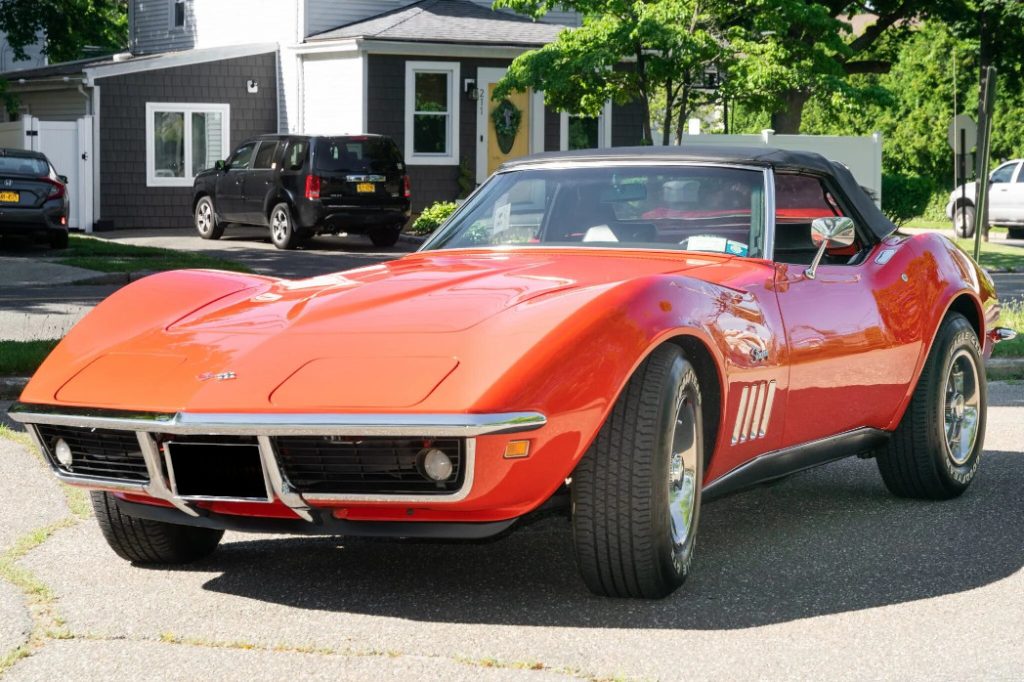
[{"xmin": 17, "ymin": 115, "xmax": 94, "ymax": 231}]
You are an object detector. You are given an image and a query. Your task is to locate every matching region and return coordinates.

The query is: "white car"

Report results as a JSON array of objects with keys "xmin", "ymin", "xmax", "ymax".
[{"xmin": 946, "ymin": 159, "xmax": 1024, "ymax": 238}]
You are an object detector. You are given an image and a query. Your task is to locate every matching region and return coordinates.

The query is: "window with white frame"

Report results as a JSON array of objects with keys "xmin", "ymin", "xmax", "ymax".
[
  {"xmin": 404, "ymin": 61, "xmax": 460, "ymax": 165},
  {"xmin": 560, "ymin": 104, "xmax": 612, "ymax": 151},
  {"xmin": 171, "ymin": 0, "xmax": 187, "ymax": 29},
  {"xmin": 146, "ymin": 103, "xmax": 230, "ymax": 187}
]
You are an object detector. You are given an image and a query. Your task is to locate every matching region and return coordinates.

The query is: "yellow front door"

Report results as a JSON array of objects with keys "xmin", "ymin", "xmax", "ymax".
[{"xmin": 487, "ymin": 84, "xmax": 531, "ymax": 176}]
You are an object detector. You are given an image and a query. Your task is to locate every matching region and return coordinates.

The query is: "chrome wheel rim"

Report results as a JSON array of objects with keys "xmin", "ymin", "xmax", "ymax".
[
  {"xmin": 196, "ymin": 201, "xmax": 212, "ymax": 234},
  {"xmin": 271, "ymin": 209, "xmax": 289, "ymax": 243},
  {"xmin": 943, "ymin": 349, "xmax": 981, "ymax": 466},
  {"xmin": 668, "ymin": 389, "xmax": 699, "ymax": 570}
]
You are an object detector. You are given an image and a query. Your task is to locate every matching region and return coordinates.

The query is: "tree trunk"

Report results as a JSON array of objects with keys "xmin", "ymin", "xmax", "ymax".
[
  {"xmin": 769, "ymin": 90, "xmax": 809, "ymax": 134},
  {"xmin": 674, "ymin": 85, "xmax": 689, "ymax": 145}
]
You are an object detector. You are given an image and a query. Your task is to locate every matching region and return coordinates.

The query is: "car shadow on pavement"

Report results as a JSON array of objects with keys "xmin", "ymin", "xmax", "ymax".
[{"xmin": 190, "ymin": 452, "xmax": 1024, "ymax": 630}]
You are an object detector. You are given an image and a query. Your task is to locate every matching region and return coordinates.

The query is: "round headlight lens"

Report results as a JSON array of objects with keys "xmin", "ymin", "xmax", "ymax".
[
  {"xmin": 54, "ymin": 438, "xmax": 73, "ymax": 468},
  {"xmin": 420, "ymin": 448, "xmax": 453, "ymax": 482}
]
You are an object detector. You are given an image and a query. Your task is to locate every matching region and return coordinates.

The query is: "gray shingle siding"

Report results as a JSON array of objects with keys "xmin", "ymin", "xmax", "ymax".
[
  {"xmin": 367, "ymin": 53, "xmax": 514, "ymax": 212},
  {"xmin": 97, "ymin": 52, "xmax": 277, "ymax": 229}
]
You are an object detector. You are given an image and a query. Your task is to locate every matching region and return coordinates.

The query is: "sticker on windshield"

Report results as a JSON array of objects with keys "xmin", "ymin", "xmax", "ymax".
[{"xmin": 492, "ymin": 202, "xmax": 511, "ymax": 234}]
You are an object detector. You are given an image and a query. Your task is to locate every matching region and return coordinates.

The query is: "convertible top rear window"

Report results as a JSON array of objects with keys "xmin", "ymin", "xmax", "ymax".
[{"xmin": 424, "ymin": 165, "xmax": 767, "ymax": 257}]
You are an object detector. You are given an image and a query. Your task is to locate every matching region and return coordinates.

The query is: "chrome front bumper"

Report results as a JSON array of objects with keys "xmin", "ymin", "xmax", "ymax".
[{"xmin": 10, "ymin": 403, "xmax": 547, "ymax": 522}]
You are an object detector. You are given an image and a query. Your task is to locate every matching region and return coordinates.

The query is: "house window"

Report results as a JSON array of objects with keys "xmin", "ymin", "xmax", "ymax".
[
  {"xmin": 404, "ymin": 61, "xmax": 460, "ymax": 165},
  {"xmin": 146, "ymin": 103, "xmax": 230, "ymax": 187},
  {"xmin": 172, "ymin": 0, "xmax": 187, "ymax": 29},
  {"xmin": 560, "ymin": 104, "xmax": 612, "ymax": 151}
]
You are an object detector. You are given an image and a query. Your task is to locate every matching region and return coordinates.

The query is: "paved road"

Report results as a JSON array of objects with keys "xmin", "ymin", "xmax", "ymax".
[{"xmin": 1, "ymin": 383, "xmax": 1022, "ymax": 680}]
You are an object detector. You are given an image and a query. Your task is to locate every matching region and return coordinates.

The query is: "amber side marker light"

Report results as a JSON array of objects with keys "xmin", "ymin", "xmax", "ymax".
[{"xmin": 503, "ymin": 440, "xmax": 531, "ymax": 459}]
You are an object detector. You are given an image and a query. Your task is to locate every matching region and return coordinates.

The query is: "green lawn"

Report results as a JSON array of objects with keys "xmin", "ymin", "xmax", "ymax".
[
  {"xmin": 57, "ymin": 235, "xmax": 252, "ymax": 274},
  {"xmin": 0, "ymin": 339, "xmax": 59, "ymax": 376}
]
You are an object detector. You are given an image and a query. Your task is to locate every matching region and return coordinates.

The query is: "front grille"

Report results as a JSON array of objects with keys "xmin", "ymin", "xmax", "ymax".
[
  {"xmin": 274, "ymin": 436, "xmax": 465, "ymax": 495},
  {"xmin": 35, "ymin": 424, "xmax": 149, "ymax": 482}
]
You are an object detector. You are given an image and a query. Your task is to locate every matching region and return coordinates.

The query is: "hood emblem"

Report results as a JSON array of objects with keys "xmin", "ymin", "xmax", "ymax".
[
  {"xmin": 3, "ymin": 179, "xmax": 11, "ymax": 187},
  {"xmin": 198, "ymin": 371, "xmax": 236, "ymax": 382}
]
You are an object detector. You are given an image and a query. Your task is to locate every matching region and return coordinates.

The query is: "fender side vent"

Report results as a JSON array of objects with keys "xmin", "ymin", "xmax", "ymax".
[{"xmin": 731, "ymin": 380, "xmax": 777, "ymax": 444}]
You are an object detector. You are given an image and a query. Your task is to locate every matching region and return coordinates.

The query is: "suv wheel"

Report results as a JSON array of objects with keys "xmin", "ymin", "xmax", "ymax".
[
  {"xmin": 369, "ymin": 224, "xmax": 401, "ymax": 248},
  {"xmin": 953, "ymin": 205, "xmax": 975, "ymax": 238},
  {"xmin": 194, "ymin": 196, "xmax": 225, "ymax": 240},
  {"xmin": 269, "ymin": 203, "xmax": 300, "ymax": 250}
]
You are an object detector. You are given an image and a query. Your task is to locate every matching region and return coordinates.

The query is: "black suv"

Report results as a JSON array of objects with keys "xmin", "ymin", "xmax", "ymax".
[
  {"xmin": 192, "ymin": 134, "xmax": 411, "ymax": 249},
  {"xmin": 0, "ymin": 148, "xmax": 70, "ymax": 249}
]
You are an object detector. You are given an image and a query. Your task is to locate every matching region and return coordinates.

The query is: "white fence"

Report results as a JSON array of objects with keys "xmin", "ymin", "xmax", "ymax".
[
  {"xmin": 1, "ymin": 115, "xmax": 94, "ymax": 230},
  {"xmin": 679, "ymin": 130, "xmax": 884, "ymax": 206}
]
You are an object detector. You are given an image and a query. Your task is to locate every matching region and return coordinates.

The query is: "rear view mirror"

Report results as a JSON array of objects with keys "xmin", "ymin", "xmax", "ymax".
[
  {"xmin": 806, "ymin": 217, "xmax": 856, "ymax": 279},
  {"xmin": 215, "ymin": 160, "xmax": 227, "ymax": 171}
]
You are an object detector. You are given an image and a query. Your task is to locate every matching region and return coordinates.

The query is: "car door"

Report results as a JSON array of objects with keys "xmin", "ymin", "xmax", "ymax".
[
  {"xmin": 215, "ymin": 141, "xmax": 256, "ymax": 222},
  {"xmin": 986, "ymin": 161, "xmax": 1019, "ymax": 224},
  {"xmin": 771, "ymin": 172, "xmax": 920, "ymax": 447},
  {"xmin": 242, "ymin": 139, "xmax": 281, "ymax": 225},
  {"xmin": 1002, "ymin": 162, "xmax": 1024, "ymax": 224}
]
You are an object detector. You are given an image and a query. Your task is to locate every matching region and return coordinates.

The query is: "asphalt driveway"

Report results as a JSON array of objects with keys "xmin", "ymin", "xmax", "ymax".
[{"xmin": 1, "ymin": 383, "xmax": 1023, "ymax": 680}]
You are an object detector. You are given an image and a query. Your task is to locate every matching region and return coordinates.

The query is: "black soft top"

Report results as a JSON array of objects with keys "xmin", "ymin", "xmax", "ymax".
[{"xmin": 502, "ymin": 145, "xmax": 896, "ymax": 240}]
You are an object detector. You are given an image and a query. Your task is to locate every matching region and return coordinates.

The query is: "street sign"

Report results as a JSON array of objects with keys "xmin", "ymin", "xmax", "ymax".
[{"xmin": 948, "ymin": 114, "xmax": 977, "ymax": 153}]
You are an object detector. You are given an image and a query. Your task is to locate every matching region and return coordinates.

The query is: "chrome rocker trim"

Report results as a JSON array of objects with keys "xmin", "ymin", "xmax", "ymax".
[{"xmin": 8, "ymin": 403, "xmax": 547, "ymax": 437}]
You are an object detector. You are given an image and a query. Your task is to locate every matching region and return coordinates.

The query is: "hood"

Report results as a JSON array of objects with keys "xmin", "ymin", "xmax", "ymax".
[
  {"xmin": 35, "ymin": 249, "xmax": 729, "ymax": 413},
  {"xmin": 167, "ymin": 249, "xmax": 723, "ymax": 335}
]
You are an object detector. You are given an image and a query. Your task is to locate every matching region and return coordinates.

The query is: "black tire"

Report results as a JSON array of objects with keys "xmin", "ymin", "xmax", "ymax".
[
  {"xmin": 49, "ymin": 230, "xmax": 69, "ymax": 249},
  {"xmin": 90, "ymin": 491, "xmax": 223, "ymax": 564},
  {"xmin": 269, "ymin": 202, "xmax": 300, "ymax": 250},
  {"xmin": 194, "ymin": 196, "xmax": 224, "ymax": 240},
  {"xmin": 1008, "ymin": 227, "xmax": 1024, "ymax": 240},
  {"xmin": 953, "ymin": 205, "xmax": 976, "ymax": 238},
  {"xmin": 876, "ymin": 313, "xmax": 986, "ymax": 500},
  {"xmin": 571, "ymin": 344, "xmax": 704, "ymax": 598},
  {"xmin": 368, "ymin": 225, "xmax": 401, "ymax": 248}
]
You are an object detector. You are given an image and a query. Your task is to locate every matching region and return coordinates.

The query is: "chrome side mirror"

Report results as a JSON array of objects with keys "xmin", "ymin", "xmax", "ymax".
[{"xmin": 805, "ymin": 217, "xmax": 856, "ymax": 279}]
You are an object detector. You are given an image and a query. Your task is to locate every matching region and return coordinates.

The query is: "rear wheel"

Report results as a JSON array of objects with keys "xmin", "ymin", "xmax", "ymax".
[
  {"xmin": 876, "ymin": 313, "xmax": 986, "ymax": 499},
  {"xmin": 194, "ymin": 196, "xmax": 224, "ymax": 240},
  {"xmin": 953, "ymin": 205, "xmax": 976, "ymax": 238},
  {"xmin": 571, "ymin": 344, "xmax": 703, "ymax": 598},
  {"xmin": 91, "ymin": 492, "xmax": 223, "ymax": 564},
  {"xmin": 269, "ymin": 202, "xmax": 300, "ymax": 250},
  {"xmin": 368, "ymin": 224, "xmax": 402, "ymax": 248}
]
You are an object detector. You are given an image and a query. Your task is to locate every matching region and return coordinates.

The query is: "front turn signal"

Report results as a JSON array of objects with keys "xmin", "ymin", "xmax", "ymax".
[{"xmin": 503, "ymin": 440, "xmax": 531, "ymax": 459}]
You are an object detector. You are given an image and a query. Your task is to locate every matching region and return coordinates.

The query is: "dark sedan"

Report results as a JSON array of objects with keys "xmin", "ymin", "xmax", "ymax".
[{"xmin": 0, "ymin": 149, "xmax": 70, "ymax": 249}]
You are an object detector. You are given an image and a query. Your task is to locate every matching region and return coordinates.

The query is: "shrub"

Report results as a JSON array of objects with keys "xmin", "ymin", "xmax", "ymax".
[
  {"xmin": 881, "ymin": 174, "xmax": 934, "ymax": 226},
  {"xmin": 410, "ymin": 201, "xmax": 458, "ymax": 235}
]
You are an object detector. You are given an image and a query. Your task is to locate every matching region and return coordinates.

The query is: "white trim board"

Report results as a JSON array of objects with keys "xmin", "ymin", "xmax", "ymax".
[{"xmin": 295, "ymin": 38, "xmax": 535, "ymax": 60}]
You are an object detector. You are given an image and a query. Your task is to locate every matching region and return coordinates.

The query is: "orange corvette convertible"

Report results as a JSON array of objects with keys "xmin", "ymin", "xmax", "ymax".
[{"xmin": 10, "ymin": 146, "xmax": 1016, "ymax": 599}]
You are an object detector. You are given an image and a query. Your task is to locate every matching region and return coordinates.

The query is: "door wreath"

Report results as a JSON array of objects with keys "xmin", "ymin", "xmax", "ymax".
[{"xmin": 491, "ymin": 99, "xmax": 522, "ymax": 154}]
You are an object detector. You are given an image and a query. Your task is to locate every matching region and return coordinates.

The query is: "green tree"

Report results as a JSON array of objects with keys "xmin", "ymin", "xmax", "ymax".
[
  {"xmin": 492, "ymin": 0, "xmax": 728, "ymax": 145},
  {"xmin": 0, "ymin": 0, "xmax": 127, "ymax": 63}
]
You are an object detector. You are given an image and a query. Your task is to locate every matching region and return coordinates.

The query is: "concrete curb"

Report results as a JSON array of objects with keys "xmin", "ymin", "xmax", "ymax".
[
  {"xmin": 398, "ymin": 233, "xmax": 427, "ymax": 246},
  {"xmin": 0, "ymin": 377, "xmax": 30, "ymax": 401}
]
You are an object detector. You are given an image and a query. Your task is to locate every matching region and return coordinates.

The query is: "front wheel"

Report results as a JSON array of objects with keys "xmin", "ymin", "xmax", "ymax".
[
  {"xmin": 269, "ymin": 203, "xmax": 300, "ymax": 250},
  {"xmin": 91, "ymin": 492, "xmax": 223, "ymax": 564},
  {"xmin": 194, "ymin": 196, "xmax": 224, "ymax": 240},
  {"xmin": 876, "ymin": 312, "xmax": 986, "ymax": 499},
  {"xmin": 953, "ymin": 205, "xmax": 976, "ymax": 238},
  {"xmin": 571, "ymin": 344, "xmax": 704, "ymax": 598}
]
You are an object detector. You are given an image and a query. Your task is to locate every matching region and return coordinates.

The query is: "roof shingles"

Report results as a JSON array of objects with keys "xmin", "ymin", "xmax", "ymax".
[{"xmin": 308, "ymin": 0, "xmax": 567, "ymax": 46}]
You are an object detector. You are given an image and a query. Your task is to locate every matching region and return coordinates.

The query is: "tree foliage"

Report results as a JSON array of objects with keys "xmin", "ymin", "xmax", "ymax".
[
  {"xmin": 493, "ymin": 0, "xmax": 728, "ymax": 145},
  {"xmin": 0, "ymin": 0, "xmax": 127, "ymax": 63}
]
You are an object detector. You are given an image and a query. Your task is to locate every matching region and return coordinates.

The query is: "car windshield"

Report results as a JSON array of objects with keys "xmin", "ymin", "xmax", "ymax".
[
  {"xmin": 313, "ymin": 137, "xmax": 402, "ymax": 174},
  {"xmin": 423, "ymin": 165, "xmax": 767, "ymax": 257},
  {"xmin": 0, "ymin": 156, "xmax": 49, "ymax": 176}
]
